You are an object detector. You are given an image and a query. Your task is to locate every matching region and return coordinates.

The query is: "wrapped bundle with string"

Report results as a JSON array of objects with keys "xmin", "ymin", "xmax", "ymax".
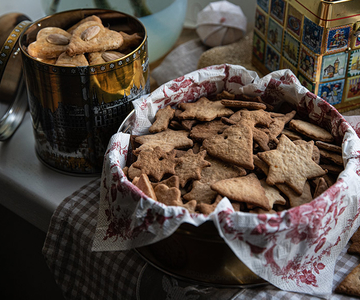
[{"xmin": 196, "ymin": 0, "xmax": 247, "ymax": 47}]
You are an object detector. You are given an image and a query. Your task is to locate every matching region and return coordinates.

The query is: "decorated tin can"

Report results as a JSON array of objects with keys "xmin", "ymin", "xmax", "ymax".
[
  {"xmin": 252, "ymin": 0, "xmax": 360, "ymax": 112},
  {"xmin": 19, "ymin": 9, "xmax": 149, "ymax": 174}
]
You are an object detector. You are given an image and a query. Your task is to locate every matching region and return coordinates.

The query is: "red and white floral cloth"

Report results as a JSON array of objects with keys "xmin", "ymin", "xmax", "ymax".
[
  {"xmin": 93, "ymin": 64, "xmax": 360, "ymax": 297},
  {"xmin": 42, "ymin": 176, "xmax": 359, "ymax": 299}
]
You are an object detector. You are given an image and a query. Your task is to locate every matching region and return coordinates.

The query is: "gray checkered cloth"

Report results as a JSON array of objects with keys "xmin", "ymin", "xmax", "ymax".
[{"xmin": 43, "ymin": 177, "xmax": 359, "ymax": 300}]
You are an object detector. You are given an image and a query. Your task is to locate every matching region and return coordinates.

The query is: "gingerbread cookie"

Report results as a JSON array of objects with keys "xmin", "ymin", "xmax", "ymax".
[
  {"xmin": 225, "ymin": 109, "xmax": 275, "ymax": 151},
  {"xmin": 152, "ymin": 175, "xmax": 180, "ymax": 190},
  {"xmin": 174, "ymin": 149, "xmax": 211, "ymax": 188},
  {"xmin": 289, "ymin": 119, "xmax": 334, "ymax": 143},
  {"xmin": 281, "ymin": 128, "xmax": 303, "ymax": 141},
  {"xmin": 149, "ymin": 105, "xmax": 176, "ymax": 133},
  {"xmin": 183, "ymin": 156, "xmax": 246, "ymax": 204},
  {"xmin": 259, "ymin": 178, "xmax": 287, "ymax": 209},
  {"xmin": 132, "ymin": 147, "xmax": 177, "ymax": 181},
  {"xmin": 154, "ymin": 184, "xmax": 182, "ymax": 206},
  {"xmin": 135, "ymin": 129, "xmax": 193, "ymax": 153},
  {"xmin": 216, "ymin": 90, "xmax": 236, "ymax": 100},
  {"xmin": 178, "ymin": 97, "xmax": 233, "ymax": 122},
  {"xmin": 320, "ymin": 164, "xmax": 343, "ymax": 175},
  {"xmin": 315, "ymin": 140, "xmax": 342, "ymax": 154},
  {"xmin": 202, "ymin": 124, "xmax": 254, "ymax": 170},
  {"xmin": 257, "ymin": 134, "xmax": 326, "ymax": 195},
  {"xmin": 220, "ymin": 100, "xmax": 267, "ymax": 110},
  {"xmin": 278, "ymin": 181, "xmax": 313, "ymax": 208},
  {"xmin": 313, "ymin": 177, "xmax": 328, "ymax": 198},
  {"xmin": 134, "ymin": 173, "xmax": 157, "ymax": 200},
  {"xmin": 190, "ymin": 119, "xmax": 228, "ymax": 141},
  {"xmin": 196, "ymin": 196, "xmax": 222, "ymax": 215},
  {"xmin": 293, "ymin": 139, "xmax": 321, "ymax": 164},
  {"xmin": 266, "ymin": 110, "xmax": 296, "ymax": 144},
  {"xmin": 319, "ymin": 148, "xmax": 343, "ymax": 166},
  {"xmin": 335, "ymin": 263, "xmax": 360, "ymax": 297},
  {"xmin": 211, "ymin": 173, "xmax": 272, "ymax": 211},
  {"xmin": 348, "ymin": 227, "xmax": 360, "ymax": 256},
  {"xmin": 253, "ymin": 154, "xmax": 312, "ymax": 207}
]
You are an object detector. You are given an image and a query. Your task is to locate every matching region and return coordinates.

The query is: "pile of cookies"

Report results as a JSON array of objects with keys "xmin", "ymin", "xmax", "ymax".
[
  {"xmin": 123, "ymin": 91, "xmax": 344, "ymax": 215},
  {"xmin": 26, "ymin": 15, "xmax": 143, "ymax": 66}
]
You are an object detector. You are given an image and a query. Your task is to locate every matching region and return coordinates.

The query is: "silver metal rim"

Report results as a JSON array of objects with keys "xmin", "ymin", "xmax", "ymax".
[{"xmin": 0, "ymin": 19, "xmax": 31, "ymax": 141}]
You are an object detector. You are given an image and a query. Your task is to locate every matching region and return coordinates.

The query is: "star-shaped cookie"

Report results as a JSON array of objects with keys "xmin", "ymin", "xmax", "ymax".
[
  {"xmin": 257, "ymin": 134, "xmax": 327, "ymax": 195},
  {"xmin": 178, "ymin": 97, "xmax": 233, "ymax": 122},
  {"xmin": 135, "ymin": 129, "xmax": 193, "ymax": 153},
  {"xmin": 174, "ymin": 149, "xmax": 211, "ymax": 188},
  {"xmin": 132, "ymin": 147, "xmax": 177, "ymax": 181}
]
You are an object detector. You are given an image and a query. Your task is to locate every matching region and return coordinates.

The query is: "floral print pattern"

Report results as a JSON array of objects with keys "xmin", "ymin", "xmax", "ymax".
[{"xmin": 94, "ymin": 64, "xmax": 360, "ymax": 297}]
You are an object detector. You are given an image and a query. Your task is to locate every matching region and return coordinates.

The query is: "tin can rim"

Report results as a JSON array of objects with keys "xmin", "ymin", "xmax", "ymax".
[{"xmin": 0, "ymin": 16, "xmax": 31, "ymax": 140}]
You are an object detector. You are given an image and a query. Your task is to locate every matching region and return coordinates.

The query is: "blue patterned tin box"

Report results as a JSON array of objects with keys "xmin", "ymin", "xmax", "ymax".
[{"xmin": 252, "ymin": 0, "xmax": 360, "ymax": 112}]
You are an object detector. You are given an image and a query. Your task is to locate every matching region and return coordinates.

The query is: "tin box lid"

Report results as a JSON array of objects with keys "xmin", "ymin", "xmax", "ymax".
[{"xmin": 0, "ymin": 13, "xmax": 31, "ymax": 140}]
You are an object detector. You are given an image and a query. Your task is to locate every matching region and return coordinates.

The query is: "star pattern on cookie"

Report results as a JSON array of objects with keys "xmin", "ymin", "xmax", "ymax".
[
  {"xmin": 175, "ymin": 149, "xmax": 211, "ymax": 188},
  {"xmin": 132, "ymin": 147, "xmax": 177, "ymax": 181},
  {"xmin": 178, "ymin": 97, "xmax": 234, "ymax": 121},
  {"xmin": 257, "ymin": 134, "xmax": 327, "ymax": 195}
]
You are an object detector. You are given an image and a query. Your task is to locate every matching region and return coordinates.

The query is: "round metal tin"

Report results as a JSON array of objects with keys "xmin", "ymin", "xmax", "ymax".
[
  {"xmin": 136, "ymin": 222, "xmax": 266, "ymax": 287},
  {"xmin": 19, "ymin": 9, "xmax": 150, "ymax": 174}
]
